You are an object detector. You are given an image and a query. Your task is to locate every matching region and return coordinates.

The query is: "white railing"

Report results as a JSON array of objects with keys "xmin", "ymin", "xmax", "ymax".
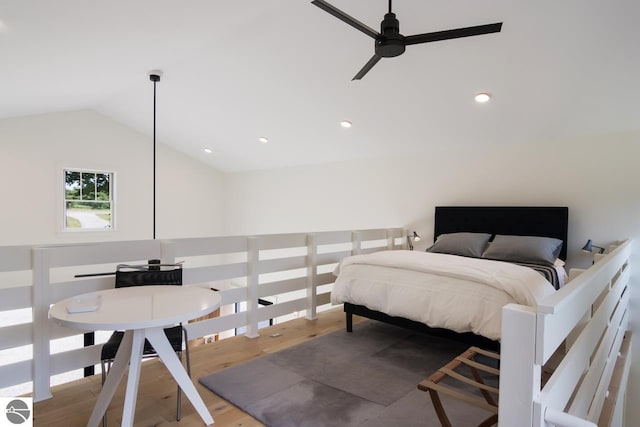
[
  {"xmin": 500, "ymin": 240, "xmax": 632, "ymax": 427},
  {"xmin": 0, "ymin": 228, "xmax": 405, "ymax": 402}
]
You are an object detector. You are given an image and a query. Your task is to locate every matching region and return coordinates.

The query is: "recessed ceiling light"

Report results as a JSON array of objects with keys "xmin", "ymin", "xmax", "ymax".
[
  {"xmin": 259, "ymin": 136, "xmax": 269, "ymax": 144},
  {"xmin": 204, "ymin": 148, "xmax": 213, "ymax": 154},
  {"xmin": 340, "ymin": 120, "xmax": 352, "ymax": 128},
  {"xmin": 475, "ymin": 93, "xmax": 491, "ymax": 103}
]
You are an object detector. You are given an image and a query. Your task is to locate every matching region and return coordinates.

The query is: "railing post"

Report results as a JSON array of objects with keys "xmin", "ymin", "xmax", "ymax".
[
  {"xmin": 351, "ymin": 231, "xmax": 362, "ymax": 255},
  {"xmin": 245, "ymin": 237, "xmax": 260, "ymax": 338},
  {"xmin": 499, "ymin": 304, "xmax": 540, "ymax": 427},
  {"xmin": 160, "ymin": 239, "xmax": 177, "ymax": 264},
  {"xmin": 32, "ymin": 247, "xmax": 52, "ymax": 402},
  {"xmin": 306, "ymin": 234, "xmax": 318, "ymax": 320},
  {"xmin": 386, "ymin": 229, "xmax": 394, "ymax": 250}
]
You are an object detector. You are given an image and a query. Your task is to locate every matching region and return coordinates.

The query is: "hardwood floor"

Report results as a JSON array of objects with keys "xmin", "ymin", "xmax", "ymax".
[{"xmin": 33, "ymin": 307, "xmax": 363, "ymax": 427}]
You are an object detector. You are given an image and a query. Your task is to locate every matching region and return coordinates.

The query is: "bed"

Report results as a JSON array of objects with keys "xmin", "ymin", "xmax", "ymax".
[{"xmin": 333, "ymin": 206, "xmax": 569, "ymax": 350}]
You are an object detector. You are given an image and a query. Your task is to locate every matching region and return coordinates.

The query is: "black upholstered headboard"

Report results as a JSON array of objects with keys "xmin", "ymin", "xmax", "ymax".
[{"xmin": 434, "ymin": 206, "xmax": 569, "ymax": 260}]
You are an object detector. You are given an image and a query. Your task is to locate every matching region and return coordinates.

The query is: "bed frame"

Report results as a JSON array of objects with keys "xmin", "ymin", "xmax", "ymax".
[
  {"xmin": 344, "ymin": 206, "xmax": 569, "ymax": 350},
  {"xmin": 344, "ymin": 303, "xmax": 501, "ymax": 351}
]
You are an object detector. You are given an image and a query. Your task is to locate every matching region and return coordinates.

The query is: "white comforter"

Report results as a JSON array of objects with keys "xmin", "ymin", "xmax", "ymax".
[{"xmin": 331, "ymin": 250, "xmax": 556, "ymax": 340}]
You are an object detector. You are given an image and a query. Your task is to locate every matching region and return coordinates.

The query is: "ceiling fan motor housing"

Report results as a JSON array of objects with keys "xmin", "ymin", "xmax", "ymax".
[{"xmin": 376, "ymin": 12, "xmax": 405, "ymax": 57}]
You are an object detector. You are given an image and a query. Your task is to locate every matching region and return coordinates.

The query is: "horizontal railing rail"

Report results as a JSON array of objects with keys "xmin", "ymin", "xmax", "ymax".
[{"xmin": 0, "ymin": 228, "xmax": 405, "ymax": 401}]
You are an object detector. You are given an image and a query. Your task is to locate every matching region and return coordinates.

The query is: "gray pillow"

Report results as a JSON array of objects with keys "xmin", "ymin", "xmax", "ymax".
[
  {"xmin": 481, "ymin": 235, "xmax": 563, "ymax": 266},
  {"xmin": 426, "ymin": 232, "xmax": 492, "ymax": 258}
]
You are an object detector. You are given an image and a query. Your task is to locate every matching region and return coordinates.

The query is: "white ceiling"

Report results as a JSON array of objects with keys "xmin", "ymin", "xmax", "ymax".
[{"xmin": 1, "ymin": 0, "xmax": 639, "ymax": 172}]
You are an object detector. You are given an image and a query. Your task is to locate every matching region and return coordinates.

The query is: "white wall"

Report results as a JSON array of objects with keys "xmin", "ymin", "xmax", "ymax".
[
  {"xmin": 0, "ymin": 110, "xmax": 225, "ymax": 245},
  {"xmin": 224, "ymin": 131, "xmax": 639, "ymax": 256},
  {"xmin": 223, "ymin": 129, "xmax": 640, "ymax": 424}
]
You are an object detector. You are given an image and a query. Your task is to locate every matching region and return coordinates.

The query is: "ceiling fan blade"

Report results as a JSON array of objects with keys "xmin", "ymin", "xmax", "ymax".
[
  {"xmin": 404, "ymin": 22, "xmax": 502, "ymax": 45},
  {"xmin": 352, "ymin": 54, "xmax": 382, "ymax": 80},
  {"xmin": 312, "ymin": 0, "xmax": 379, "ymax": 39}
]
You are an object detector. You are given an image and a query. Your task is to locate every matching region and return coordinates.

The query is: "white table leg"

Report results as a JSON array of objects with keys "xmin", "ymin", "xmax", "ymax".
[
  {"xmin": 121, "ymin": 329, "xmax": 145, "ymax": 427},
  {"xmin": 87, "ymin": 331, "xmax": 134, "ymax": 427},
  {"xmin": 145, "ymin": 327, "xmax": 215, "ymax": 425}
]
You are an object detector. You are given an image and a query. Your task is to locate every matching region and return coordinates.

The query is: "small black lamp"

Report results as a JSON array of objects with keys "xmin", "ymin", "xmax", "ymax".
[
  {"xmin": 407, "ymin": 231, "xmax": 421, "ymax": 251},
  {"xmin": 582, "ymin": 239, "xmax": 605, "ymax": 254}
]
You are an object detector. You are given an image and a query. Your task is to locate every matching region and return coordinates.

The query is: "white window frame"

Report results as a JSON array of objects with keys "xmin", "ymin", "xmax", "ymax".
[{"xmin": 62, "ymin": 168, "xmax": 116, "ymax": 232}]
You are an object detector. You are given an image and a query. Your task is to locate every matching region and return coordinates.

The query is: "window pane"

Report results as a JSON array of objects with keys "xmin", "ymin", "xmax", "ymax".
[
  {"xmin": 66, "ymin": 201, "xmax": 111, "ymax": 229},
  {"xmin": 65, "ymin": 171, "xmax": 81, "ymax": 200},
  {"xmin": 64, "ymin": 169, "xmax": 114, "ymax": 231},
  {"xmin": 96, "ymin": 173, "xmax": 110, "ymax": 201},
  {"xmin": 81, "ymin": 173, "xmax": 96, "ymax": 200}
]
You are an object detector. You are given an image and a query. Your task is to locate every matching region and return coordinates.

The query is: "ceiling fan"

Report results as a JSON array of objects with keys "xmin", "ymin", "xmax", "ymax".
[{"xmin": 311, "ymin": 0, "xmax": 503, "ymax": 80}]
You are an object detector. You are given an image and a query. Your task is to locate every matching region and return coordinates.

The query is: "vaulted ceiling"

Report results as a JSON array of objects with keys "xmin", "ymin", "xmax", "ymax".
[{"xmin": 1, "ymin": 0, "xmax": 639, "ymax": 171}]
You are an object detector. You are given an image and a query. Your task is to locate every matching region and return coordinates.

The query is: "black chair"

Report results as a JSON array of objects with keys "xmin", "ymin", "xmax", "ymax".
[{"xmin": 100, "ymin": 263, "xmax": 190, "ymax": 425}]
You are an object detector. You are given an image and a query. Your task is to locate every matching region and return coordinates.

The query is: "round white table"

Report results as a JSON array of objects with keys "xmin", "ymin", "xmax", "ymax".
[{"xmin": 49, "ymin": 285, "xmax": 221, "ymax": 427}]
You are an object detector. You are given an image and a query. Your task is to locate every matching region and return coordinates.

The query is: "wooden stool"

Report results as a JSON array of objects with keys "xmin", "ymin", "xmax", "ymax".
[{"xmin": 418, "ymin": 346, "xmax": 500, "ymax": 427}]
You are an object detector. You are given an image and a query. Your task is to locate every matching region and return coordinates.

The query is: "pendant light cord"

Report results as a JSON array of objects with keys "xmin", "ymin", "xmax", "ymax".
[
  {"xmin": 153, "ymin": 79, "xmax": 157, "ymax": 240},
  {"xmin": 149, "ymin": 71, "xmax": 161, "ymax": 240}
]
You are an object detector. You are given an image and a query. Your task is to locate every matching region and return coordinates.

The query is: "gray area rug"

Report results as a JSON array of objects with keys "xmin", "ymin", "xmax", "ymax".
[{"xmin": 199, "ymin": 321, "xmax": 497, "ymax": 426}]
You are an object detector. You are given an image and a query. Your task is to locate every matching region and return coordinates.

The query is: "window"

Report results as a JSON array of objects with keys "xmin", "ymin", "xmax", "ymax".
[{"xmin": 64, "ymin": 169, "xmax": 114, "ymax": 230}]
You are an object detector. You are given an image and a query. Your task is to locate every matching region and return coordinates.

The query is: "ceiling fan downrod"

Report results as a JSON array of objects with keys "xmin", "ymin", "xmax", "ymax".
[{"xmin": 378, "ymin": 0, "xmax": 403, "ymax": 57}]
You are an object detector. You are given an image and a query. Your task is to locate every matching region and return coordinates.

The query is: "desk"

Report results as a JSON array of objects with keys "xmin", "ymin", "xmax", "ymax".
[{"xmin": 49, "ymin": 285, "xmax": 220, "ymax": 427}]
